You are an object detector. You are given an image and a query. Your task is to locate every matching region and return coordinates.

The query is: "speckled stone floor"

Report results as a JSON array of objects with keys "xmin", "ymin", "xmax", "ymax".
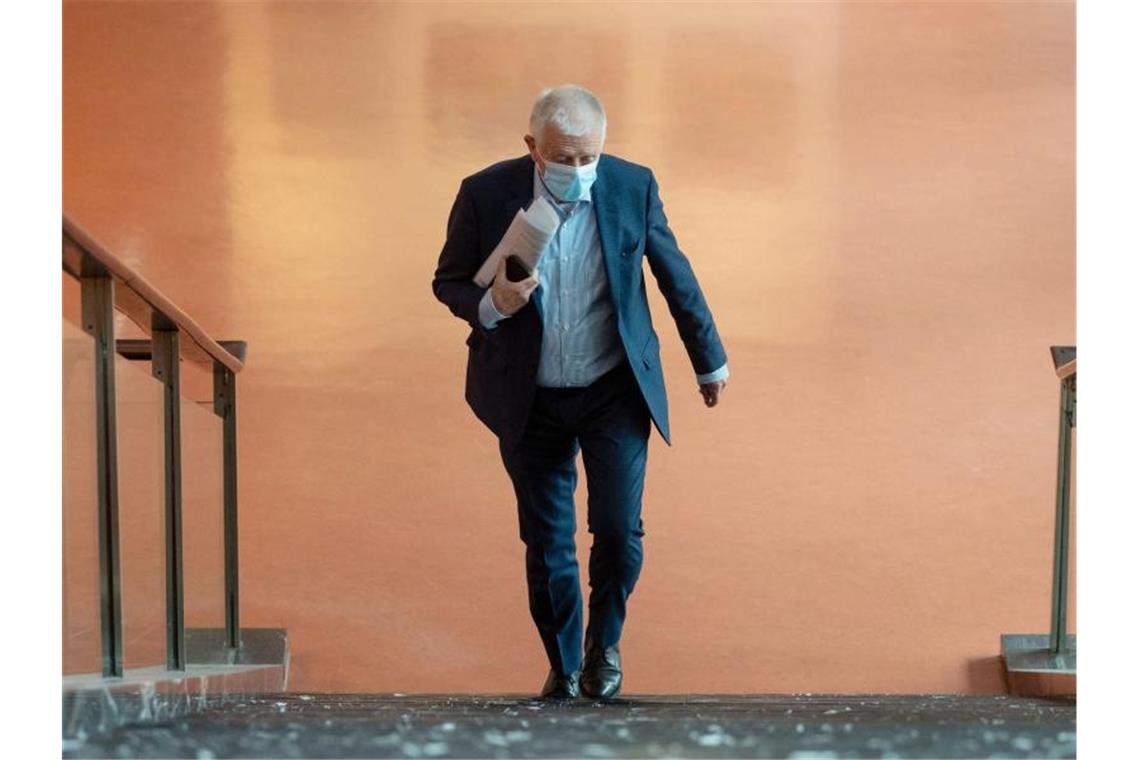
[{"xmin": 63, "ymin": 693, "xmax": 1075, "ymax": 759}]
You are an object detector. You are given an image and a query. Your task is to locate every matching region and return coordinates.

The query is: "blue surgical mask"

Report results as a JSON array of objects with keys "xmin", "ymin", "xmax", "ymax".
[{"xmin": 540, "ymin": 158, "xmax": 598, "ymax": 202}]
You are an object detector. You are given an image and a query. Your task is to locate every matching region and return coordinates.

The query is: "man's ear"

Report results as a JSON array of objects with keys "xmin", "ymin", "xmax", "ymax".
[{"xmin": 523, "ymin": 135, "xmax": 542, "ymax": 170}]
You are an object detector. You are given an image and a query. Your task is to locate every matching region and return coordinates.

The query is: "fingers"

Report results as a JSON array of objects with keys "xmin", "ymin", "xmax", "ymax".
[
  {"xmin": 520, "ymin": 268, "xmax": 540, "ymax": 295},
  {"xmin": 490, "ymin": 262, "xmax": 538, "ymax": 315},
  {"xmin": 698, "ymin": 380, "xmax": 726, "ymax": 408}
]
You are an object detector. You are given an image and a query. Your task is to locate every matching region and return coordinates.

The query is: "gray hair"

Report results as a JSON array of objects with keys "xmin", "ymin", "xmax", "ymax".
[{"xmin": 528, "ymin": 84, "xmax": 607, "ymax": 141}]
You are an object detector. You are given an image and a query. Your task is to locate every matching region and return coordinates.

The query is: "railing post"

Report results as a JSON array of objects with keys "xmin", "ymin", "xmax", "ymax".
[
  {"xmin": 214, "ymin": 362, "xmax": 240, "ymax": 655},
  {"xmin": 1049, "ymin": 372, "xmax": 1076, "ymax": 655},
  {"xmin": 81, "ymin": 272, "xmax": 123, "ymax": 678},
  {"xmin": 998, "ymin": 346, "xmax": 1076, "ymax": 694},
  {"xmin": 153, "ymin": 329, "xmax": 186, "ymax": 670}
]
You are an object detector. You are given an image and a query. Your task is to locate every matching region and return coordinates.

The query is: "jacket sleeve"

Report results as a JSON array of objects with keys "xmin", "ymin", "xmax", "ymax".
[
  {"xmin": 643, "ymin": 170, "xmax": 728, "ymax": 375},
  {"xmin": 431, "ymin": 179, "xmax": 502, "ymax": 337}
]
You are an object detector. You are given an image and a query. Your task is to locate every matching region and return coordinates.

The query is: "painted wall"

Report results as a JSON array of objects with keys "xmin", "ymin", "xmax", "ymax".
[{"xmin": 63, "ymin": 1, "xmax": 1075, "ymax": 693}]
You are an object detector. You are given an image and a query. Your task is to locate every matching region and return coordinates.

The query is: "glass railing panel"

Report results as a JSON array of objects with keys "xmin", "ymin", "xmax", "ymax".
[
  {"xmin": 1067, "ymin": 430, "xmax": 1076, "ymax": 634},
  {"xmin": 62, "ymin": 313, "xmax": 100, "ymax": 675},
  {"xmin": 114, "ymin": 349, "xmax": 167, "ymax": 670},
  {"xmin": 181, "ymin": 372, "xmax": 225, "ymax": 656}
]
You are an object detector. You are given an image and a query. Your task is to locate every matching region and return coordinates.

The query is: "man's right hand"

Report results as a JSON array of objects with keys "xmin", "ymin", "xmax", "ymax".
[{"xmin": 490, "ymin": 255, "xmax": 540, "ymax": 316}]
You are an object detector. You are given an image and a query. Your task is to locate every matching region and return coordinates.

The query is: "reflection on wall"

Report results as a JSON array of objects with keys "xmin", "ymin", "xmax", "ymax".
[{"xmin": 422, "ymin": 21, "xmax": 629, "ymax": 156}]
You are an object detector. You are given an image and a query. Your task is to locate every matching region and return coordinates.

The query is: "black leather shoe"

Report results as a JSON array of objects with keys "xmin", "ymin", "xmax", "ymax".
[
  {"xmin": 538, "ymin": 667, "xmax": 581, "ymax": 699},
  {"xmin": 580, "ymin": 635, "xmax": 622, "ymax": 699}
]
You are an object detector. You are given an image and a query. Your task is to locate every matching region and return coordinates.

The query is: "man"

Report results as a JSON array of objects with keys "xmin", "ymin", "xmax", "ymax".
[{"xmin": 431, "ymin": 85, "xmax": 729, "ymax": 700}]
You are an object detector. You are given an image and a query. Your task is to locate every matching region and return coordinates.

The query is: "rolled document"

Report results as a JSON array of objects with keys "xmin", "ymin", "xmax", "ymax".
[{"xmin": 472, "ymin": 196, "xmax": 559, "ymax": 287}]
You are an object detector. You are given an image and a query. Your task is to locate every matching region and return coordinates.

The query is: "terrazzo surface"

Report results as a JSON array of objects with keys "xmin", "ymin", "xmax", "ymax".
[{"xmin": 64, "ymin": 692, "xmax": 1076, "ymax": 758}]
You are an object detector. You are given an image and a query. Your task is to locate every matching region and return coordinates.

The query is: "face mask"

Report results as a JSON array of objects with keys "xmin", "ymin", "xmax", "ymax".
[{"xmin": 540, "ymin": 158, "xmax": 598, "ymax": 202}]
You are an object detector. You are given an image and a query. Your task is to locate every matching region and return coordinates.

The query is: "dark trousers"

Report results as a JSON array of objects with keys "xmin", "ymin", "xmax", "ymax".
[{"xmin": 498, "ymin": 356, "xmax": 652, "ymax": 675}]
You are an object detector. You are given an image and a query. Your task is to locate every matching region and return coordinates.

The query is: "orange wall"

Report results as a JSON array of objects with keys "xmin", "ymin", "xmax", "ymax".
[{"xmin": 63, "ymin": 1, "xmax": 1075, "ymax": 693}]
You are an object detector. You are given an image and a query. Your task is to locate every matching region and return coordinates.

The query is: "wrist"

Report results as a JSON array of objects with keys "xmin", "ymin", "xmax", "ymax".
[{"xmin": 489, "ymin": 289, "xmax": 511, "ymax": 318}]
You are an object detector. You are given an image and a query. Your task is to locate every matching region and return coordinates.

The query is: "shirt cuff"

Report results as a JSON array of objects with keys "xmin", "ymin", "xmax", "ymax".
[
  {"xmin": 478, "ymin": 288, "xmax": 509, "ymax": 329},
  {"xmin": 696, "ymin": 362, "xmax": 729, "ymax": 384}
]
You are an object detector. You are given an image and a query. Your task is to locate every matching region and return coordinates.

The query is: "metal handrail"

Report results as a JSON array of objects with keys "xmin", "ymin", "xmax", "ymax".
[
  {"xmin": 63, "ymin": 214, "xmax": 244, "ymax": 374},
  {"xmin": 63, "ymin": 214, "xmax": 246, "ymax": 677}
]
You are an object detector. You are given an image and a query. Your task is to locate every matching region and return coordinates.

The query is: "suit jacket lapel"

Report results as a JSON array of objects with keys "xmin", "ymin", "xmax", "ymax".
[
  {"xmin": 501, "ymin": 155, "xmax": 546, "ymax": 320},
  {"xmin": 502, "ymin": 155, "xmax": 534, "ymax": 230},
  {"xmin": 591, "ymin": 155, "xmax": 622, "ymax": 303}
]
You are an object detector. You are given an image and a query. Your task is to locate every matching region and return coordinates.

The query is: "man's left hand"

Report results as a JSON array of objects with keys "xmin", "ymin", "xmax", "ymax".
[{"xmin": 698, "ymin": 379, "xmax": 727, "ymax": 408}]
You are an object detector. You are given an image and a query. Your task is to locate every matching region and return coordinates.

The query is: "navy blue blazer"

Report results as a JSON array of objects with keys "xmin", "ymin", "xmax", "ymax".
[{"xmin": 431, "ymin": 153, "xmax": 727, "ymax": 450}]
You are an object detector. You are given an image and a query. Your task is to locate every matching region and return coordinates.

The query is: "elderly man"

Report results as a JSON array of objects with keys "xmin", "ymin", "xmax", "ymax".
[{"xmin": 432, "ymin": 84, "xmax": 729, "ymax": 700}]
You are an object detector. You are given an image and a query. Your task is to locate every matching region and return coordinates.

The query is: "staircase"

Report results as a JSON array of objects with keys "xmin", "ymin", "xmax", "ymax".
[{"xmin": 64, "ymin": 692, "xmax": 1075, "ymax": 759}]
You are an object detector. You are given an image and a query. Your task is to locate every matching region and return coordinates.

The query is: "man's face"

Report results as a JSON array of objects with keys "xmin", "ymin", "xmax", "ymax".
[{"xmin": 524, "ymin": 119, "xmax": 604, "ymax": 174}]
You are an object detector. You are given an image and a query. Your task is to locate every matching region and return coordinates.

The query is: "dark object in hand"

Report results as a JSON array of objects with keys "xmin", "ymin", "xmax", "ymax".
[{"xmin": 505, "ymin": 255, "xmax": 533, "ymax": 282}]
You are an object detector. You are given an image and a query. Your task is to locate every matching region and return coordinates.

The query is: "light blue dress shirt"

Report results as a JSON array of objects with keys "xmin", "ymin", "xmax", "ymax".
[{"xmin": 478, "ymin": 166, "xmax": 729, "ymax": 388}]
